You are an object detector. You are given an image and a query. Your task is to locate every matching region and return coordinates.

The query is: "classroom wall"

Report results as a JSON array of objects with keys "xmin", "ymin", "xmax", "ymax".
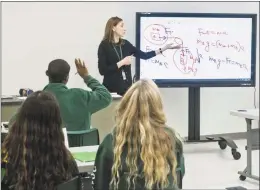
[{"xmin": 2, "ymin": 2, "xmax": 259, "ymax": 137}]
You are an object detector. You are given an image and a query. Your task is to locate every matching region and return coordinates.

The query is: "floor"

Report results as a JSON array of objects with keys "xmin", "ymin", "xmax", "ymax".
[{"xmin": 183, "ymin": 140, "xmax": 259, "ymax": 189}]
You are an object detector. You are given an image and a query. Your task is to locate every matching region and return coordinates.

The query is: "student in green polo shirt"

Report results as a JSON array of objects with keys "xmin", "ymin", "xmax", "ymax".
[
  {"xmin": 43, "ymin": 58, "xmax": 112, "ymax": 131},
  {"xmin": 9, "ymin": 58, "xmax": 112, "ymax": 133},
  {"xmin": 92, "ymin": 79, "xmax": 185, "ymax": 190}
]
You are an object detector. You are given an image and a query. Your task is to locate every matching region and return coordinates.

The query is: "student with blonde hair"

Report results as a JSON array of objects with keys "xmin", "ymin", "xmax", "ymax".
[{"xmin": 92, "ymin": 79, "xmax": 185, "ymax": 190}]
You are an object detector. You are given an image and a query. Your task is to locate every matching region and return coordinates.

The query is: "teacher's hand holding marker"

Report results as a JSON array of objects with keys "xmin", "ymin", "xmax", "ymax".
[{"xmin": 97, "ymin": 16, "xmax": 181, "ymax": 96}]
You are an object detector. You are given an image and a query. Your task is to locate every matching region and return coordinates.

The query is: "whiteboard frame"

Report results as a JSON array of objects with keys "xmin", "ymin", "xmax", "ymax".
[{"xmin": 135, "ymin": 12, "xmax": 257, "ymax": 88}]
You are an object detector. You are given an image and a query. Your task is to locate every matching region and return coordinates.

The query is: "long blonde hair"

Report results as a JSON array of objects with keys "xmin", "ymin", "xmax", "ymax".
[{"xmin": 111, "ymin": 79, "xmax": 179, "ymax": 190}]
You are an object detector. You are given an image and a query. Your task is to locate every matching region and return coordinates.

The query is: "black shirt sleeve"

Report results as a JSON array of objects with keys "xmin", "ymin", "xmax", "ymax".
[
  {"xmin": 98, "ymin": 41, "xmax": 119, "ymax": 76},
  {"xmin": 124, "ymin": 40, "xmax": 156, "ymax": 60},
  {"xmin": 92, "ymin": 134, "xmax": 113, "ymax": 190}
]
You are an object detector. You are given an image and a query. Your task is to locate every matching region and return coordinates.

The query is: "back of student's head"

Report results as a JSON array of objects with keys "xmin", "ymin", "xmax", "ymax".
[
  {"xmin": 2, "ymin": 91, "xmax": 74, "ymax": 190},
  {"xmin": 46, "ymin": 59, "xmax": 70, "ymax": 83},
  {"xmin": 111, "ymin": 79, "xmax": 178, "ymax": 189}
]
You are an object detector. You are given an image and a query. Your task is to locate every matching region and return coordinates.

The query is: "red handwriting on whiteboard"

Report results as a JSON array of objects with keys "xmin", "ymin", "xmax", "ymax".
[
  {"xmin": 144, "ymin": 24, "xmax": 177, "ymax": 45},
  {"xmin": 197, "ymin": 38, "xmax": 245, "ymax": 52},
  {"xmin": 208, "ymin": 55, "xmax": 248, "ymax": 71},
  {"xmin": 145, "ymin": 46, "xmax": 168, "ymax": 68},
  {"xmin": 198, "ymin": 28, "xmax": 228, "ymax": 36},
  {"xmin": 144, "ymin": 24, "xmax": 168, "ymax": 45},
  {"xmin": 152, "ymin": 27, "xmax": 160, "ymax": 31},
  {"xmin": 173, "ymin": 37, "xmax": 202, "ymax": 76}
]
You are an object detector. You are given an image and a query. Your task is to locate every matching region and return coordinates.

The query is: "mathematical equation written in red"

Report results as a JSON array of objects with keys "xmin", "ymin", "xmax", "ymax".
[{"xmin": 142, "ymin": 24, "xmax": 247, "ymax": 76}]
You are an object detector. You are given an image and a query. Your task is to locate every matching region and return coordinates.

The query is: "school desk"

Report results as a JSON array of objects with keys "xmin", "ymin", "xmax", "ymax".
[{"xmin": 230, "ymin": 108, "xmax": 259, "ymax": 182}]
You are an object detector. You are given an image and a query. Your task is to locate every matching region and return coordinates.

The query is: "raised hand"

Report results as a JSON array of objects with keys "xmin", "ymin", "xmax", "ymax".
[{"xmin": 75, "ymin": 58, "xmax": 89, "ymax": 78}]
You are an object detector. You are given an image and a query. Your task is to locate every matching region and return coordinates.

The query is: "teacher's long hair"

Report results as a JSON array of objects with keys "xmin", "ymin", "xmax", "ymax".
[
  {"xmin": 110, "ymin": 79, "xmax": 180, "ymax": 190},
  {"xmin": 103, "ymin": 16, "xmax": 123, "ymax": 43},
  {"xmin": 2, "ymin": 91, "xmax": 76, "ymax": 190}
]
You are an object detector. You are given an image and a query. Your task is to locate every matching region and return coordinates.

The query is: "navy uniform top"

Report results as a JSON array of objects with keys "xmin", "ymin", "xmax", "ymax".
[{"xmin": 98, "ymin": 39, "xmax": 156, "ymax": 95}]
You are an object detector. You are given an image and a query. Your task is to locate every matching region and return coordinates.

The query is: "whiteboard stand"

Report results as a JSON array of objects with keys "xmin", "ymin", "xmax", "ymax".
[{"xmin": 185, "ymin": 87, "xmax": 242, "ymax": 160}]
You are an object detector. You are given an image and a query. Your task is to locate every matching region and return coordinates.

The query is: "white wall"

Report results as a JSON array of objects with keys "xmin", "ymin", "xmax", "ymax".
[{"xmin": 2, "ymin": 2, "xmax": 259, "ymax": 136}]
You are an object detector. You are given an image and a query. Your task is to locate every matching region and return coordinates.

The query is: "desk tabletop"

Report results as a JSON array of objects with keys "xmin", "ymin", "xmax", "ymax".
[
  {"xmin": 230, "ymin": 109, "xmax": 259, "ymax": 120},
  {"xmin": 69, "ymin": 145, "xmax": 99, "ymax": 153},
  {"xmin": 1, "ymin": 93, "xmax": 121, "ymax": 104},
  {"xmin": 69, "ymin": 145, "xmax": 99, "ymax": 172},
  {"xmin": 1, "ymin": 97, "xmax": 24, "ymax": 105}
]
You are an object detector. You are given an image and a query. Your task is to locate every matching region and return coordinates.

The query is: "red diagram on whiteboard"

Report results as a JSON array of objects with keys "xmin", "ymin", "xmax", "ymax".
[
  {"xmin": 172, "ymin": 37, "xmax": 201, "ymax": 76},
  {"xmin": 143, "ymin": 24, "xmax": 169, "ymax": 45},
  {"xmin": 143, "ymin": 24, "xmax": 200, "ymax": 76}
]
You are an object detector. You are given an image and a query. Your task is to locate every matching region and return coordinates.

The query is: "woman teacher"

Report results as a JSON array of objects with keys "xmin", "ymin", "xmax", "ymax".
[{"xmin": 98, "ymin": 16, "xmax": 180, "ymax": 96}]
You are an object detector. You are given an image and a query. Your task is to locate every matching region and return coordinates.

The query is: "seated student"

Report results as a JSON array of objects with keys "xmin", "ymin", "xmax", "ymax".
[
  {"xmin": 1, "ymin": 91, "xmax": 79, "ymax": 190},
  {"xmin": 9, "ymin": 58, "xmax": 112, "ymax": 133},
  {"xmin": 44, "ymin": 58, "xmax": 112, "ymax": 130},
  {"xmin": 92, "ymin": 79, "xmax": 185, "ymax": 190}
]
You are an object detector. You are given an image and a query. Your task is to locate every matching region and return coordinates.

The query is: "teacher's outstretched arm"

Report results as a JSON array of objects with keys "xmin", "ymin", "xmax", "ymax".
[{"xmin": 125, "ymin": 39, "xmax": 181, "ymax": 60}]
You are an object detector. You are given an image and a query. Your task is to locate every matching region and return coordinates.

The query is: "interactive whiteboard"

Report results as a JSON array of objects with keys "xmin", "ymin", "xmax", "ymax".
[{"xmin": 135, "ymin": 13, "xmax": 257, "ymax": 87}]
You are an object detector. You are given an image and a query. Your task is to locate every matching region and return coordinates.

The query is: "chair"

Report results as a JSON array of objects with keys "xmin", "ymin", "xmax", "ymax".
[
  {"xmin": 67, "ymin": 128, "xmax": 100, "ymax": 147},
  {"xmin": 176, "ymin": 152, "xmax": 184, "ymax": 189},
  {"xmin": 57, "ymin": 174, "xmax": 93, "ymax": 190},
  {"xmin": 57, "ymin": 176, "xmax": 81, "ymax": 190},
  {"xmin": 176, "ymin": 167, "xmax": 183, "ymax": 189},
  {"xmin": 79, "ymin": 173, "xmax": 94, "ymax": 190}
]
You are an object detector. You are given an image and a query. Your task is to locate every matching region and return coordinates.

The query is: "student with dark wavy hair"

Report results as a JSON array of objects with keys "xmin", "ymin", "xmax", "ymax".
[{"xmin": 1, "ymin": 91, "xmax": 79, "ymax": 190}]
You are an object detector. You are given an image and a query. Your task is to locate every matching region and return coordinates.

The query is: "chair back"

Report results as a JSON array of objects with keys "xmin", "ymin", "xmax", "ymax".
[
  {"xmin": 80, "ymin": 173, "xmax": 94, "ymax": 190},
  {"xmin": 67, "ymin": 128, "xmax": 100, "ymax": 147},
  {"xmin": 57, "ymin": 176, "xmax": 81, "ymax": 190},
  {"xmin": 176, "ymin": 167, "xmax": 182, "ymax": 189}
]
